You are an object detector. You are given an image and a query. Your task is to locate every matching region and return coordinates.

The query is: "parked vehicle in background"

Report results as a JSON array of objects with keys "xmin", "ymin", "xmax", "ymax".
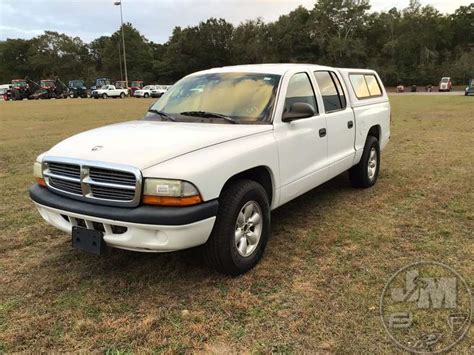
[
  {"xmin": 30, "ymin": 64, "xmax": 390, "ymax": 275},
  {"xmin": 115, "ymin": 81, "xmax": 128, "ymax": 90},
  {"xmin": 134, "ymin": 85, "xmax": 158, "ymax": 98},
  {"xmin": 31, "ymin": 78, "xmax": 68, "ymax": 99},
  {"xmin": 130, "ymin": 80, "xmax": 143, "ymax": 96},
  {"xmin": 465, "ymin": 79, "xmax": 474, "ymax": 96},
  {"xmin": 439, "ymin": 77, "xmax": 452, "ymax": 92},
  {"xmin": 68, "ymin": 80, "xmax": 89, "ymax": 98},
  {"xmin": 10, "ymin": 78, "xmax": 40, "ymax": 100},
  {"xmin": 396, "ymin": 84, "xmax": 405, "ymax": 93},
  {"xmin": 90, "ymin": 78, "xmax": 111, "ymax": 92},
  {"xmin": 91, "ymin": 85, "xmax": 128, "ymax": 99},
  {"xmin": 150, "ymin": 85, "xmax": 171, "ymax": 98},
  {"xmin": 0, "ymin": 84, "xmax": 11, "ymax": 100}
]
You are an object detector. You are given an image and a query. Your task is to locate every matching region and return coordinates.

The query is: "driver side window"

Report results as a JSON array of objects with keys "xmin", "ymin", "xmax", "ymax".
[{"xmin": 284, "ymin": 73, "xmax": 318, "ymax": 115}]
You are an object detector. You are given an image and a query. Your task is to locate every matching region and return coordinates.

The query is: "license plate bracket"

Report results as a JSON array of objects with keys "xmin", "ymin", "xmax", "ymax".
[{"xmin": 72, "ymin": 226, "xmax": 105, "ymax": 255}]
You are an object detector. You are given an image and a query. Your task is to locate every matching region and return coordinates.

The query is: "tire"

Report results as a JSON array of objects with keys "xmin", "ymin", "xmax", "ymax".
[
  {"xmin": 102, "ymin": 93, "xmax": 107, "ymax": 99},
  {"xmin": 203, "ymin": 179, "xmax": 270, "ymax": 276},
  {"xmin": 120, "ymin": 92, "xmax": 125, "ymax": 98},
  {"xmin": 144, "ymin": 93, "xmax": 149, "ymax": 98},
  {"xmin": 349, "ymin": 135, "xmax": 380, "ymax": 188}
]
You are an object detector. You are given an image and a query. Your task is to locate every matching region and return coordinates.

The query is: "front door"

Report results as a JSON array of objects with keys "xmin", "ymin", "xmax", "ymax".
[{"xmin": 274, "ymin": 71, "xmax": 329, "ymax": 206}]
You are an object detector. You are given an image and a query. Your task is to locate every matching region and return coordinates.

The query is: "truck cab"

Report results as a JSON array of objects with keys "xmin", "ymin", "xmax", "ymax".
[
  {"xmin": 30, "ymin": 64, "xmax": 390, "ymax": 275},
  {"xmin": 439, "ymin": 77, "xmax": 452, "ymax": 92}
]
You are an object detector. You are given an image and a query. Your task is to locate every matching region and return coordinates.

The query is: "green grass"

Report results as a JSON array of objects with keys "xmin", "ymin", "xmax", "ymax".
[{"xmin": 0, "ymin": 96, "xmax": 472, "ymax": 352}]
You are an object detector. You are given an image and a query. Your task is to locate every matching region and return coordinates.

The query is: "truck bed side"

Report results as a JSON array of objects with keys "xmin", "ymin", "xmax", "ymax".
[{"xmin": 337, "ymin": 68, "xmax": 391, "ymax": 164}]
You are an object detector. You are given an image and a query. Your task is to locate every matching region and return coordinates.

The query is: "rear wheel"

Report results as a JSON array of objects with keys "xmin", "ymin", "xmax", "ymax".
[
  {"xmin": 144, "ymin": 93, "xmax": 149, "ymax": 98},
  {"xmin": 203, "ymin": 180, "xmax": 270, "ymax": 276},
  {"xmin": 349, "ymin": 135, "xmax": 380, "ymax": 188},
  {"xmin": 120, "ymin": 92, "xmax": 125, "ymax": 99}
]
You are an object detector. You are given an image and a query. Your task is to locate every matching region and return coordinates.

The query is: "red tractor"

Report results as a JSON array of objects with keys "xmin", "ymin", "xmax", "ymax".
[
  {"xmin": 31, "ymin": 78, "xmax": 68, "ymax": 99},
  {"xmin": 10, "ymin": 78, "xmax": 40, "ymax": 100},
  {"xmin": 130, "ymin": 80, "xmax": 143, "ymax": 96}
]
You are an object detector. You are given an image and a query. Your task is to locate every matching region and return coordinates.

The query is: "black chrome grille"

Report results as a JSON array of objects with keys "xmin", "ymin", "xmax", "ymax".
[
  {"xmin": 49, "ymin": 177, "xmax": 82, "ymax": 195},
  {"xmin": 43, "ymin": 159, "xmax": 141, "ymax": 207},
  {"xmin": 90, "ymin": 185, "xmax": 136, "ymax": 201},
  {"xmin": 89, "ymin": 167, "xmax": 136, "ymax": 186},
  {"xmin": 48, "ymin": 162, "xmax": 80, "ymax": 179}
]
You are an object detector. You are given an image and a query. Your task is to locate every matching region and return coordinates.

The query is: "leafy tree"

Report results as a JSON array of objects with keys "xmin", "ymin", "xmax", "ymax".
[{"xmin": 0, "ymin": 2, "xmax": 472, "ymax": 86}]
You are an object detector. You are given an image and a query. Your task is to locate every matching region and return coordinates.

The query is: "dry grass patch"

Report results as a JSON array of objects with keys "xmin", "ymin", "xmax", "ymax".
[{"xmin": 0, "ymin": 96, "xmax": 472, "ymax": 352}]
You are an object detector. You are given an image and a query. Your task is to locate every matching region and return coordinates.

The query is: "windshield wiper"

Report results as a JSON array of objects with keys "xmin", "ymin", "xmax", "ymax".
[
  {"xmin": 180, "ymin": 111, "xmax": 237, "ymax": 124},
  {"xmin": 147, "ymin": 109, "xmax": 176, "ymax": 122}
]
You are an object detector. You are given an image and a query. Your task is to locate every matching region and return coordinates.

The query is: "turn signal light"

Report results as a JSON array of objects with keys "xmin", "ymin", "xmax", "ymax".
[
  {"xmin": 143, "ymin": 195, "xmax": 202, "ymax": 207},
  {"xmin": 35, "ymin": 177, "xmax": 46, "ymax": 187}
]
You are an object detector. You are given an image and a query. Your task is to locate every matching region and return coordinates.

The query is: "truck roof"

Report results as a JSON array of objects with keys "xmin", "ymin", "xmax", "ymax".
[{"xmin": 192, "ymin": 63, "xmax": 379, "ymax": 77}]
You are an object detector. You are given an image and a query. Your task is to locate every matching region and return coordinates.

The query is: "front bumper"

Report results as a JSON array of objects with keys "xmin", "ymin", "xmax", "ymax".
[{"xmin": 30, "ymin": 185, "xmax": 218, "ymax": 252}]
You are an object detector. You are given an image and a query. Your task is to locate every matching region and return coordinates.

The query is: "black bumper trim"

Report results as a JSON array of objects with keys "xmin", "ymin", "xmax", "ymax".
[{"xmin": 30, "ymin": 184, "xmax": 218, "ymax": 226}]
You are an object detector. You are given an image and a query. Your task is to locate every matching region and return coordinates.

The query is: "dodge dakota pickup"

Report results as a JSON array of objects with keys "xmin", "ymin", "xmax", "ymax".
[
  {"xmin": 30, "ymin": 64, "xmax": 390, "ymax": 275},
  {"xmin": 91, "ymin": 85, "xmax": 128, "ymax": 99}
]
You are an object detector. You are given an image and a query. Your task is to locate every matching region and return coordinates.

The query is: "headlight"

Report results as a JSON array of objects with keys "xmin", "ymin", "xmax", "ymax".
[
  {"xmin": 33, "ymin": 161, "xmax": 46, "ymax": 187},
  {"xmin": 143, "ymin": 179, "xmax": 202, "ymax": 206}
]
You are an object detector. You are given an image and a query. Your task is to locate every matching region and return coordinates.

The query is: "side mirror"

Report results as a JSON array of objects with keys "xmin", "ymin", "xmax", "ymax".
[{"xmin": 282, "ymin": 103, "xmax": 315, "ymax": 122}]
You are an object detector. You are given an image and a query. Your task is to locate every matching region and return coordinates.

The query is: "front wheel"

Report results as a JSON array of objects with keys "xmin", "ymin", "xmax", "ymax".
[
  {"xmin": 203, "ymin": 180, "xmax": 270, "ymax": 276},
  {"xmin": 102, "ymin": 93, "xmax": 107, "ymax": 99},
  {"xmin": 349, "ymin": 135, "xmax": 380, "ymax": 188}
]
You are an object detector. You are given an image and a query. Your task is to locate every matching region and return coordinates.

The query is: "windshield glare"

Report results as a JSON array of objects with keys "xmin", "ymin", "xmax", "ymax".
[{"xmin": 150, "ymin": 72, "xmax": 281, "ymax": 123}]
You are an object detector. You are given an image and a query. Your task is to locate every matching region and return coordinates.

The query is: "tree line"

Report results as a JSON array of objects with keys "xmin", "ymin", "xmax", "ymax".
[{"xmin": 0, "ymin": 0, "xmax": 472, "ymax": 86}]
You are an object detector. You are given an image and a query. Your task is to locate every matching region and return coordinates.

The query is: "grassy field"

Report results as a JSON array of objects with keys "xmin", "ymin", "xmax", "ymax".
[{"xmin": 0, "ymin": 96, "xmax": 472, "ymax": 352}]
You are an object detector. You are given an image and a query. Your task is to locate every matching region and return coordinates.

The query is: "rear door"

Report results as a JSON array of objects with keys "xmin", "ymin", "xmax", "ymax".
[{"xmin": 313, "ymin": 70, "xmax": 356, "ymax": 177}]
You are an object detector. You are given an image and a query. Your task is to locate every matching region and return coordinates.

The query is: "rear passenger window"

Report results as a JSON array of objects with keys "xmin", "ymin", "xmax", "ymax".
[
  {"xmin": 350, "ymin": 74, "xmax": 370, "ymax": 98},
  {"xmin": 314, "ymin": 71, "xmax": 346, "ymax": 112},
  {"xmin": 349, "ymin": 73, "xmax": 383, "ymax": 99},
  {"xmin": 284, "ymin": 73, "xmax": 318, "ymax": 114},
  {"xmin": 365, "ymin": 75, "xmax": 382, "ymax": 96}
]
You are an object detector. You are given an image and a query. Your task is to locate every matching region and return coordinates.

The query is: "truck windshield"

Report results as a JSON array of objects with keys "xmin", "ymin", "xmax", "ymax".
[
  {"xmin": 149, "ymin": 72, "xmax": 281, "ymax": 123},
  {"xmin": 441, "ymin": 78, "xmax": 449, "ymax": 83}
]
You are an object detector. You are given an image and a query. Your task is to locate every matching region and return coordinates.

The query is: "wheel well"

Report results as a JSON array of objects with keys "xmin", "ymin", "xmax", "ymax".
[
  {"xmin": 222, "ymin": 166, "xmax": 274, "ymax": 205},
  {"xmin": 368, "ymin": 125, "xmax": 381, "ymax": 141}
]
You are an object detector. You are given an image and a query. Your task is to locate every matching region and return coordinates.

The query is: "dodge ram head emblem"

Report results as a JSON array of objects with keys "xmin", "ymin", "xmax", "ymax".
[{"xmin": 91, "ymin": 145, "xmax": 103, "ymax": 151}]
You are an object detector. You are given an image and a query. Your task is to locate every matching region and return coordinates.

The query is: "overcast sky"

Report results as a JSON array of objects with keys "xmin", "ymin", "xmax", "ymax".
[{"xmin": 0, "ymin": 0, "xmax": 471, "ymax": 43}]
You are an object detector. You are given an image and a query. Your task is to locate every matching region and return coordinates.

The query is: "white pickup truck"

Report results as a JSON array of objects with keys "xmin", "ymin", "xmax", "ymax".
[
  {"xmin": 91, "ymin": 85, "xmax": 128, "ymax": 99},
  {"xmin": 31, "ymin": 64, "xmax": 390, "ymax": 275}
]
